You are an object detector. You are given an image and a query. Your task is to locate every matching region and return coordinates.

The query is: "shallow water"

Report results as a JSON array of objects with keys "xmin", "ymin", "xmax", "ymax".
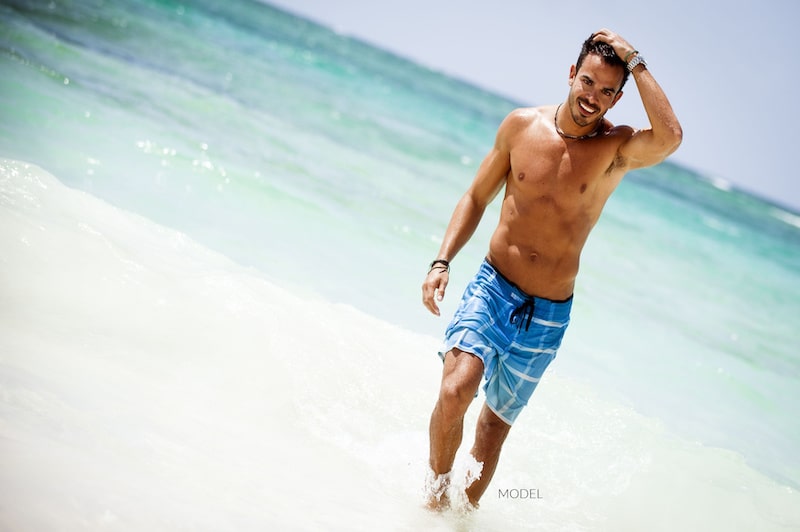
[{"xmin": 2, "ymin": 160, "xmax": 799, "ymax": 530}]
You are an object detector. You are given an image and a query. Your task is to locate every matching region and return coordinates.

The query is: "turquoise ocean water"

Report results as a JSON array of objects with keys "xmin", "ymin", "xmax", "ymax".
[{"xmin": 2, "ymin": 1, "xmax": 799, "ymax": 529}]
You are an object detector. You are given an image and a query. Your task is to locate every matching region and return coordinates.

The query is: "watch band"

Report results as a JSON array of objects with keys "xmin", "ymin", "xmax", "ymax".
[{"xmin": 627, "ymin": 54, "xmax": 647, "ymax": 72}]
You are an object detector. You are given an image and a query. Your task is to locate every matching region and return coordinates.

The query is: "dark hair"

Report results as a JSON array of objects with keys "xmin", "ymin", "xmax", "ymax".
[{"xmin": 576, "ymin": 34, "xmax": 629, "ymax": 90}]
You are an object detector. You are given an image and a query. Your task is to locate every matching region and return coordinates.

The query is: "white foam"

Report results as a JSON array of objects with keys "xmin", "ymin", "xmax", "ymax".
[
  {"xmin": 708, "ymin": 175, "xmax": 733, "ymax": 192},
  {"xmin": 2, "ymin": 160, "xmax": 799, "ymax": 530},
  {"xmin": 771, "ymin": 206, "xmax": 800, "ymax": 229}
]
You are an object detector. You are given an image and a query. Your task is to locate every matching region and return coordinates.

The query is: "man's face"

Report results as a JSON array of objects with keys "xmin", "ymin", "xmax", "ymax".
[{"xmin": 567, "ymin": 53, "xmax": 625, "ymax": 127}]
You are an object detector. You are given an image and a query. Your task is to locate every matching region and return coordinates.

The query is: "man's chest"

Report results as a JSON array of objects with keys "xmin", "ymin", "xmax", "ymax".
[{"xmin": 507, "ymin": 136, "xmax": 620, "ymax": 209}]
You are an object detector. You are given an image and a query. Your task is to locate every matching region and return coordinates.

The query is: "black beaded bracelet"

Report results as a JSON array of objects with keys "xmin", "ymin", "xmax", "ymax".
[{"xmin": 429, "ymin": 259, "xmax": 450, "ymax": 273}]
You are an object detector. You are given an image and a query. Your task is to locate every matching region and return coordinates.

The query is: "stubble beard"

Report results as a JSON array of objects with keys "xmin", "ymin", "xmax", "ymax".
[{"xmin": 567, "ymin": 93, "xmax": 604, "ymax": 129}]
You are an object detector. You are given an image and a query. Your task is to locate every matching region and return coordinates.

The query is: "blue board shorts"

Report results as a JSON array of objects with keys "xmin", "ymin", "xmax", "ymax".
[{"xmin": 439, "ymin": 260, "xmax": 572, "ymax": 425}]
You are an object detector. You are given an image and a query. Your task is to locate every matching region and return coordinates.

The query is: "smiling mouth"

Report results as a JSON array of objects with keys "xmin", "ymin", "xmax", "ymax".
[{"xmin": 578, "ymin": 100, "xmax": 598, "ymax": 116}]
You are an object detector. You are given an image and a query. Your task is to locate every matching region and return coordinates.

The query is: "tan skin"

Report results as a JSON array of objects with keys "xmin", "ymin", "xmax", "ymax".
[{"xmin": 422, "ymin": 29, "xmax": 682, "ymax": 509}]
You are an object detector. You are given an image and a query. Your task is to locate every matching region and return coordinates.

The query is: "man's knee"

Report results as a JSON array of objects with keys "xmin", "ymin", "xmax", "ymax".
[
  {"xmin": 441, "ymin": 349, "xmax": 482, "ymax": 392},
  {"xmin": 438, "ymin": 377, "xmax": 477, "ymax": 409}
]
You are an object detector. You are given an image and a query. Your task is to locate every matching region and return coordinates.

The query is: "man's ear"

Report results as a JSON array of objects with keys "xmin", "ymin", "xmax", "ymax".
[
  {"xmin": 610, "ymin": 90, "xmax": 623, "ymax": 108},
  {"xmin": 568, "ymin": 64, "xmax": 576, "ymax": 86}
]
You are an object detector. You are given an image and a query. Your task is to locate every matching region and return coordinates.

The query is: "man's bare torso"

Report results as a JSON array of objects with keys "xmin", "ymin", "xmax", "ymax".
[{"xmin": 487, "ymin": 105, "xmax": 632, "ymax": 300}]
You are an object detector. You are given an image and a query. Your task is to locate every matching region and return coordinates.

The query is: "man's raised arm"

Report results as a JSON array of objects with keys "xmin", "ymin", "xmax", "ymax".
[{"xmin": 593, "ymin": 29, "xmax": 683, "ymax": 169}]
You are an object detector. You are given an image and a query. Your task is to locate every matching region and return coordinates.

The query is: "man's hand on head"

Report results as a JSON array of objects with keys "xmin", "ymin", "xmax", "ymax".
[{"xmin": 592, "ymin": 28, "xmax": 637, "ymax": 64}]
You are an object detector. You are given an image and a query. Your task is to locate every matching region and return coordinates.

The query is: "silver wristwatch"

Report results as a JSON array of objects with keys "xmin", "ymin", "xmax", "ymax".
[{"xmin": 627, "ymin": 54, "xmax": 647, "ymax": 72}]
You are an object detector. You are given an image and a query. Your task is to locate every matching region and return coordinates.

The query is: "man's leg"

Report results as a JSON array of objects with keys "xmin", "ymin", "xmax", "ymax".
[
  {"xmin": 426, "ymin": 348, "xmax": 483, "ymax": 508},
  {"xmin": 465, "ymin": 403, "xmax": 511, "ymax": 505}
]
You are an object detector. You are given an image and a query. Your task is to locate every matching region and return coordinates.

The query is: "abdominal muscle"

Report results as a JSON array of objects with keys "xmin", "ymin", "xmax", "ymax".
[{"xmin": 486, "ymin": 194, "xmax": 594, "ymax": 300}]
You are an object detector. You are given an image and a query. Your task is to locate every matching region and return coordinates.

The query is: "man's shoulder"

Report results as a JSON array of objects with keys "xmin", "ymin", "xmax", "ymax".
[
  {"xmin": 504, "ymin": 105, "xmax": 552, "ymax": 123},
  {"xmin": 499, "ymin": 106, "xmax": 552, "ymax": 136}
]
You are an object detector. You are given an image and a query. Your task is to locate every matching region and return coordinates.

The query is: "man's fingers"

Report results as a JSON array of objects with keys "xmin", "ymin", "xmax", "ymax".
[
  {"xmin": 422, "ymin": 273, "xmax": 448, "ymax": 316},
  {"xmin": 422, "ymin": 281, "xmax": 438, "ymax": 315},
  {"xmin": 435, "ymin": 276, "xmax": 448, "ymax": 302},
  {"xmin": 425, "ymin": 292, "xmax": 440, "ymax": 316}
]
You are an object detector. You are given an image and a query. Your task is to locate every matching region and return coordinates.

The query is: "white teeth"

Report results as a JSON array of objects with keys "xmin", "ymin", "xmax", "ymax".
[{"xmin": 579, "ymin": 101, "xmax": 596, "ymax": 114}]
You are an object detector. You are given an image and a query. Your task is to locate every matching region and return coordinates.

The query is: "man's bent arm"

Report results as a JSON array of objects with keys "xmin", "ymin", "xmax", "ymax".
[{"xmin": 594, "ymin": 29, "xmax": 683, "ymax": 169}]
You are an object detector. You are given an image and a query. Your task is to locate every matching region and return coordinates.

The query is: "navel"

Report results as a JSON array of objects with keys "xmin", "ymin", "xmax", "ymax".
[
  {"xmin": 529, "ymin": 252, "xmax": 539, "ymax": 262},
  {"xmin": 580, "ymin": 183, "xmax": 587, "ymax": 193}
]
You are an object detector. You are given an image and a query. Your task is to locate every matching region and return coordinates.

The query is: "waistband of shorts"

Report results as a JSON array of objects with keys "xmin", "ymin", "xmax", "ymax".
[{"xmin": 481, "ymin": 258, "xmax": 574, "ymax": 304}]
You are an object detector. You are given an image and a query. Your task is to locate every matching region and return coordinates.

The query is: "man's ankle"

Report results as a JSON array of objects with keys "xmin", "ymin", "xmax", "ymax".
[{"xmin": 423, "ymin": 469, "xmax": 451, "ymax": 510}]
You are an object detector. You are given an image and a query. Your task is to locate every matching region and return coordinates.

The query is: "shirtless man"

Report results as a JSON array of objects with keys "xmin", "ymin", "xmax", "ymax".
[{"xmin": 421, "ymin": 29, "xmax": 682, "ymax": 509}]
